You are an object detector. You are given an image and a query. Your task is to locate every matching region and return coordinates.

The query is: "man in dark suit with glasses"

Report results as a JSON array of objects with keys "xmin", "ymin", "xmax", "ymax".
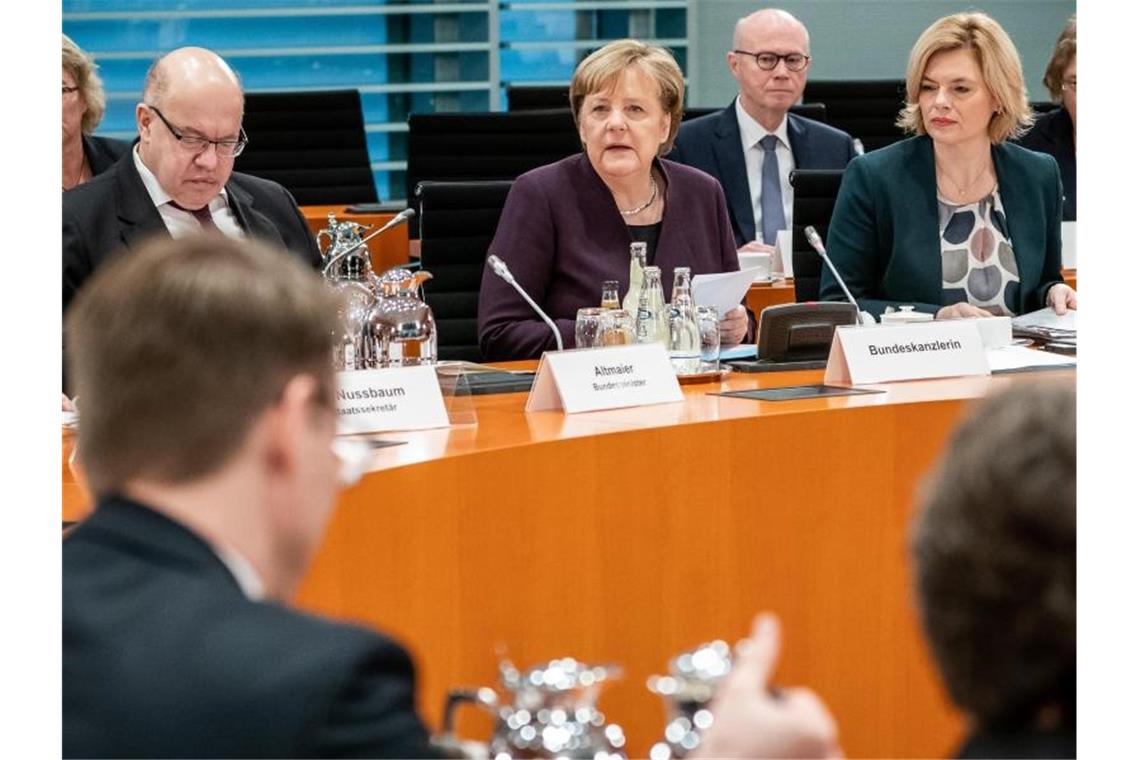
[
  {"xmin": 61, "ymin": 46, "xmax": 321, "ymax": 338},
  {"xmin": 670, "ymin": 9, "xmax": 857, "ymax": 256}
]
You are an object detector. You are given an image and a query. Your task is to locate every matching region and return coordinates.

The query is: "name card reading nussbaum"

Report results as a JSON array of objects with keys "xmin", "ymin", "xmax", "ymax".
[
  {"xmin": 823, "ymin": 321, "xmax": 990, "ymax": 385},
  {"xmin": 525, "ymin": 343, "xmax": 683, "ymax": 413},
  {"xmin": 336, "ymin": 365, "xmax": 450, "ymax": 433}
]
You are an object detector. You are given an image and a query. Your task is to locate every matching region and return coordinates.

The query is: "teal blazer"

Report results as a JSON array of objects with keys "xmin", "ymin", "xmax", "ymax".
[{"xmin": 819, "ymin": 135, "xmax": 1063, "ymax": 319}]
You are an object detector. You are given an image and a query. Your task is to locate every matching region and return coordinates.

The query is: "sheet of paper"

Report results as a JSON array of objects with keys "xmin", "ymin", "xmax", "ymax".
[
  {"xmin": 986, "ymin": 345, "xmax": 1075, "ymax": 372},
  {"xmin": 692, "ymin": 267, "xmax": 763, "ymax": 318},
  {"xmin": 1012, "ymin": 307, "xmax": 1076, "ymax": 333},
  {"xmin": 1061, "ymin": 221, "xmax": 1077, "ymax": 268}
]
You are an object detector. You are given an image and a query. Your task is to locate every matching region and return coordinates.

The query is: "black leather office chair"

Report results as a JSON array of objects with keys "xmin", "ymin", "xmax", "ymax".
[
  {"xmin": 415, "ymin": 180, "xmax": 514, "ymax": 362},
  {"xmin": 789, "ymin": 169, "xmax": 845, "ymax": 303},
  {"xmin": 405, "ymin": 110, "xmax": 580, "ymax": 233},
  {"xmin": 237, "ymin": 90, "xmax": 377, "ymax": 205},
  {"xmin": 506, "ymin": 84, "xmax": 571, "ymax": 111},
  {"xmin": 802, "ymin": 80, "xmax": 906, "ymax": 152}
]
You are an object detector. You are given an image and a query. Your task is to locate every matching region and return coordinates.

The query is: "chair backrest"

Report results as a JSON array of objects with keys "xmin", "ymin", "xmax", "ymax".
[
  {"xmin": 236, "ymin": 89, "xmax": 377, "ymax": 205},
  {"xmin": 405, "ymin": 110, "xmax": 580, "ymax": 229},
  {"xmin": 789, "ymin": 169, "xmax": 845, "ymax": 302},
  {"xmin": 507, "ymin": 84, "xmax": 571, "ymax": 111},
  {"xmin": 416, "ymin": 180, "xmax": 515, "ymax": 362},
  {"xmin": 802, "ymin": 80, "xmax": 906, "ymax": 152}
]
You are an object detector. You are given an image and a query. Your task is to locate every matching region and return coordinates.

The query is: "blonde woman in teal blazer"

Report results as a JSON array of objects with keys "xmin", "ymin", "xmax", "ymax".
[{"xmin": 821, "ymin": 12, "xmax": 1077, "ymax": 321}]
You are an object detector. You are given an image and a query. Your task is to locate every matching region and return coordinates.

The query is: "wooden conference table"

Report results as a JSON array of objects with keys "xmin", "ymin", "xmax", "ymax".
[{"xmin": 62, "ymin": 361, "xmax": 1074, "ymax": 757}]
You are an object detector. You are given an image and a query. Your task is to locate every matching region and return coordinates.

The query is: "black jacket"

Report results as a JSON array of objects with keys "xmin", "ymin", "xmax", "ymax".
[
  {"xmin": 63, "ymin": 495, "xmax": 437, "ymax": 758},
  {"xmin": 81, "ymin": 133, "xmax": 132, "ymax": 176},
  {"xmin": 1016, "ymin": 107, "xmax": 1076, "ymax": 221}
]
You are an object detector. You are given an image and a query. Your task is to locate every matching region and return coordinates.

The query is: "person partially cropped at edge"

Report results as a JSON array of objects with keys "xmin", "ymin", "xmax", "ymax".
[
  {"xmin": 63, "ymin": 235, "xmax": 436, "ymax": 758},
  {"xmin": 1017, "ymin": 15, "xmax": 1076, "ymax": 221},
  {"xmin": 62, "ymin": 34, "xmax": 130, "ymax": 191},
  {"xmin": 477, "ymin": 40, "xmax": 751, "ymax": 361},
  {"xmin": 819, "ymin": 12, "xmax": 1077, "ymax": 321}
]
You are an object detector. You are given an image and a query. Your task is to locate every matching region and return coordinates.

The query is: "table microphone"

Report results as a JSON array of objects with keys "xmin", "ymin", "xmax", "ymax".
[
  {"xmin": 486, "ymin": 255, "xmax": 564, "ymax": 351},
  {"xmin": 803, "ymin": 226, "xmax": 876, "ymax": 326}
]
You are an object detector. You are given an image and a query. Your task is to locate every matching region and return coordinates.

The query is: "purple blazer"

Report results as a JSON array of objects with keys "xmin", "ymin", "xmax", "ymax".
[{"xmin": 478, "ymin": 153, "xmax": 745, "ymax": 360}]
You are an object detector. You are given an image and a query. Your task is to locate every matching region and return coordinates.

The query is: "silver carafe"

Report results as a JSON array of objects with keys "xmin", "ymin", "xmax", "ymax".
[
  {"xmin": 365, "ymin": 267, "xmax": 437, "ymax": 368},
  {"xmin": 317, "ymin": 214, "xmax": 379, "ymax": 371},
  {"xmin": 646, "ymin": 640, "xmax": 733, "ymax": 759},
  {"xmin": 434, "ymin": 657, "xmax": 627, "ymax": 759}
]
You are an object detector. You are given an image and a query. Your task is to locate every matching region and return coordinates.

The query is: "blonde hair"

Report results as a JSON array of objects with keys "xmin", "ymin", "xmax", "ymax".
[
  {"xmin": 62, "ymin": 34, "xmax": 107, "ymax": 134},
  {"xmin": 897, "ymin": 12, "xmax": 1033, "ymax": 143},
  {"xmin": 569, "ymin": 39, "xmax": 684, "ymax": 154},
  {"xmin": 1043, "ymin": 15, "xmax": 1076, "ymax": 102}
]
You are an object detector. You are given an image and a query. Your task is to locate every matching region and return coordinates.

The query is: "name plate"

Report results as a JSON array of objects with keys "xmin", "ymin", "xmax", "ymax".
[
  {"xmin": 336, "ymin": 365, "xmax": 450, "ymax": 433},
  {"xmin": 823, "ymin": 321, "xmax": 990, "ymax": 385},
  {"xmin": 525, "ymin": 343, "xmax": 683, "ymax": 413}
]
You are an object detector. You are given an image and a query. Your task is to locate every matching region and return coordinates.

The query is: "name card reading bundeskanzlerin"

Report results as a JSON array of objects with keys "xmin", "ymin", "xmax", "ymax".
[
  {"xmin": 525, "ymin": 343, "xmax": 683, "ymax": 413},
  {"xmin": 823, "ymin": 321, "xmax": 989, "ymax": 385},
  {"xmin": 336, "ymin": 365, "xmax": 450, "ymax": 433}
]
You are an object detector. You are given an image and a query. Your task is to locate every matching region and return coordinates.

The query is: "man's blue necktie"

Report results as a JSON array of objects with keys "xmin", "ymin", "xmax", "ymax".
[{"xmin": 760, "ymin": 134, "xmax": 786, "ymax": 245}]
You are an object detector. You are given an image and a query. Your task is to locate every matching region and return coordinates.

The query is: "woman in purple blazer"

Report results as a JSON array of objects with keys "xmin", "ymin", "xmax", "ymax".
[{"xmin": 478, "ymin": 40, "xmax": 749, "ymax": 360}]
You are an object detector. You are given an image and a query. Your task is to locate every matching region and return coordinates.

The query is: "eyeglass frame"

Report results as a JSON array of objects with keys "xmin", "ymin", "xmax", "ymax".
[
  {"xmin": 1061, "ymin": 78, "xmax": 1076, "ymax": 93},
  {"xmin": 62, "ymin": 85, "xmax": 80, "ymax": 96},
  {"xmin": 145, "ymin": 104, "xmax": 249, "ymax": 158},
  {"xmin": 731, "ymin": 49, "xmax": 811, "ymax": 72}
]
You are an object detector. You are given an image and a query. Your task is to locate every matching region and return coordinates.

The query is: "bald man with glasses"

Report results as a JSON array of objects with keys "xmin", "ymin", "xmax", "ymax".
[
  {"xmin": 670, "ymin": 9, "xmax": 857, "ymax": 254},
  {"xmin": 62, "ymin": 47, "xmax": 321, "ymax": 339}
]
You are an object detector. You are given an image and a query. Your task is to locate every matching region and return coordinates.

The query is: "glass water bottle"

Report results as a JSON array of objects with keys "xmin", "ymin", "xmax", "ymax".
[
  {"xmin": 668, "ymin": 267, "xmax": 701, "ymax": 373},
  {"xmin": 622, "ymin": 242, "xmax": 648, "ymax": 314}
]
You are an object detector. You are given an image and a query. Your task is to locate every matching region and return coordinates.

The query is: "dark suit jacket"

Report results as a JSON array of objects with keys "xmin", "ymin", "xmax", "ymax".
[
  {"xmin": 820, "ymin": 136, "xmax": 1063, "ymax": 320},
  {"xmin": 63, "ymin": 152, "xmax": 322, "ymax": 316},
  {"xmin": 477, "ymin": 153, "xmax": 749, "ymax": 360},
  {"xmin": 669, "ymin": 102, "xmax": 858, "ymax": 247},
  {"xmin": 1016, "ymin": 107, "xmax": 1076, "ymax": 221},
  {"xmin": 63, "ymin": 495, "xmax": 437, "ymax": 759},
  {"xmin": 81, "ymin": 133, "xmax": 132, "ymax": 176}
]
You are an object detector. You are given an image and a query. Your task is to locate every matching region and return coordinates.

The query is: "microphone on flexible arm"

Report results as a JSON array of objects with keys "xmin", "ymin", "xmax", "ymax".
[
  {"xmin": 803, "ymin": 225, "xmax": 876, "ymax": 326},
  {"xmin": 485, "ymin": 254, "xmax": 564, "ymax": 351},
  {"xmin": 321, "ymin": 208, "xmax": 417, "ymax": 277}
]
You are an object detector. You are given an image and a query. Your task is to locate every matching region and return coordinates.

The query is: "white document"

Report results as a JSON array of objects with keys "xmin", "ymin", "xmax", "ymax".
[
  {"xmin": 1061, "ymin": 222, "xmax": 1077, "ymax": 268},
  {"xmin": 1012, "ymin": 308, "xmax": 1076, "ymax": 333},
  {"xmin": 692, "ymin": 268, "xmax": 763, "ymax": 317},
  {"xmin": 776, "ymin": 229, "xmax": 794, "ymax": 277},
  {"xmin": 986, "ymin": 345, "xmax": 1076, "ymax": 372}
]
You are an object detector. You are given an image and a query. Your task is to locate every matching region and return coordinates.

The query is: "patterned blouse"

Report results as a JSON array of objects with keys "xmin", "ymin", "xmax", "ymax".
[{"xmin": 939, "ymin": 186, "xmax": 1020, "ymax": 316}]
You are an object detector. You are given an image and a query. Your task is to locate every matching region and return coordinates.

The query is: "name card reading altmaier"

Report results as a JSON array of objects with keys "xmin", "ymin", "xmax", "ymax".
[
  {"xmin": 824, "ymin": 321, "xmax": 990, "ymax": 385},
  {"xmin": 336, "ymin": 365, "xmax": 450, "ymax": 433},
  {"xmin": 525, "ymin": 343, "xmax": 683, "ymax": 413}
]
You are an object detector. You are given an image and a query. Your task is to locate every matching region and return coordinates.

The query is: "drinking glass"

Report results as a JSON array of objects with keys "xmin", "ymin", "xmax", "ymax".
[
  {"xmin": 696, "ymin": 306, "xmax": 720, "ymax": 369},
  {"xmin": 575, "ymin": 307, "xmax": 606, "ymax": 348},
  {"xmin": 600, "ymin": 308, "xmax": 635, "ymax": 346}
]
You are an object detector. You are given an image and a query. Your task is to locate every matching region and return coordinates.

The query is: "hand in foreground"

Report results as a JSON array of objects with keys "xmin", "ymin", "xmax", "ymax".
[
  {"xmin": 693, "ymin": 614, "xmax": 843, "ymax": 760},
  {"xmin": 1047, "ymin": 284, "xmax": 1077, "ymax": 315},
  {"xmin": 936, "ymin": 302, "xmax": 992, "ymax": 320},
  {"xmin": 738, "ymin": 241, "xmax": 778, "ymax": 255},
  {"xmin": 719, "ymin": 305, "xmax": 748, "ymax": 346}
]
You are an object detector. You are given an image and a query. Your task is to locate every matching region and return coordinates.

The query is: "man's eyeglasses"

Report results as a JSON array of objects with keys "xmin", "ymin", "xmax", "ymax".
[
  {"xmin": 732, "ymin": 50, "xmax": 811, "ymax": 72},
  {"xmin": 1061, "ymin": 78, "xmax": 1076, "ymax": 93},
  {"xmin": 146, "ymin": 104, "xmax": 248, "ymax": 158}
]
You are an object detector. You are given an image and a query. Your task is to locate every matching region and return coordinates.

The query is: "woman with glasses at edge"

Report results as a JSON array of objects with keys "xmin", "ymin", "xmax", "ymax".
[
  {"xmin": 62, "ymin": 35, "xmax": 130, "ymax": 192},
  {"xmin": 820, "ymin": 12, "xmax": 1077, "ymax": 321},
  {"xmin": 1017, "ymin": 16, "xmax": 1076, "ymax": 221}
]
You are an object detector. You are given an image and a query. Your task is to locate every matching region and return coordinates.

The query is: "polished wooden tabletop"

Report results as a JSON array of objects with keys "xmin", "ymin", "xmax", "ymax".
[{"xmin": 62, "ymin": 361, "xmax": 1075, "ymax": 757}]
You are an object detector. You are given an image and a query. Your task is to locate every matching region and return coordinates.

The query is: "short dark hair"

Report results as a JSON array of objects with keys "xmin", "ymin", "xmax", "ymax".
[
  {"xmin": 66, "ymin": 234, "xmax": 341, "ymax": 495},
  {"xmin": 911, "ymin": 382, "xmax": 1075, "ymax": 729}
]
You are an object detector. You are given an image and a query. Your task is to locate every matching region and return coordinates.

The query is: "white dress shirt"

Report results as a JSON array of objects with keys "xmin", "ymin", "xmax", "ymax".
[
  {"xmin": 735, "ymin": 97, "xmax": 795, "ymax": 241},
  {"xmin": 133, "ymin": 146, "xmax": 244, "ymax": 240},
  {"xmin": 212, "ymin": 543, "xmax": 266, "ymax": 601}
]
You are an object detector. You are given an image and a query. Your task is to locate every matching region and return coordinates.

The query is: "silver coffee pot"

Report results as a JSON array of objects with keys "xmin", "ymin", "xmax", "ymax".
[
  {"xmin": 434, "ymin": 657, "xmax": 627, "ymax": 759},
  {"xmin": 317, "ymin": 214, "xmax": 379, "ymax": 370},
  {"xmin": 646, "ymin": 640, "xmax": 733, "ymax": 759},
  {"xmin": 365, "ymin": 267, "xmax": 437, "ymax": 368}
]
